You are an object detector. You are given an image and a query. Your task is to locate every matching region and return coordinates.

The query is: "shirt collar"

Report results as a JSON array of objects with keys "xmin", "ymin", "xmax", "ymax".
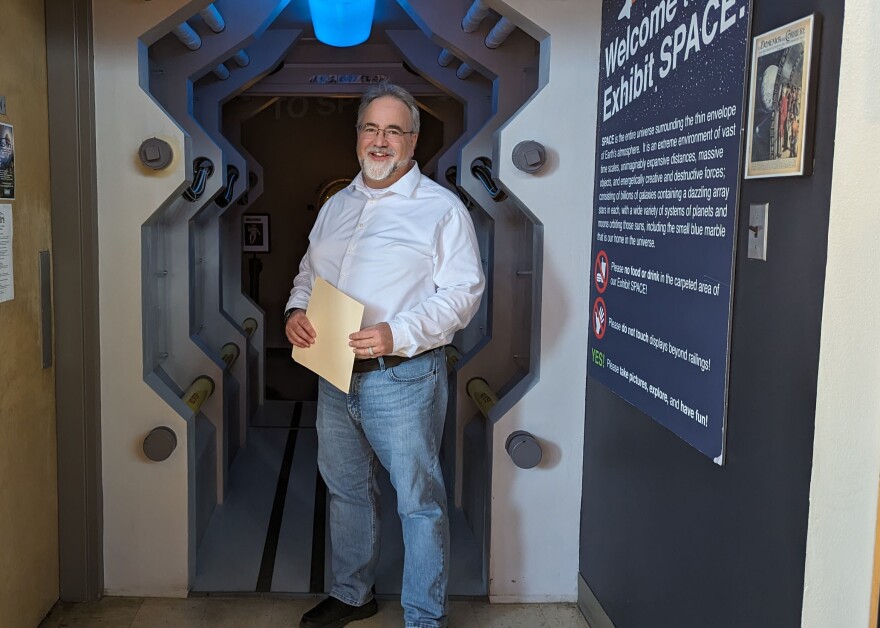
[{"xmin": 351, "ymin": 161, "xmax": 420, "ymax": 199}]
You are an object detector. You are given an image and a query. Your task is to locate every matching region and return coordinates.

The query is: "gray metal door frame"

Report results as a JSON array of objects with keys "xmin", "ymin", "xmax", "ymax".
[{"xmin": 46, "ymin": 0, "xmax": 103, "ymax": 601}]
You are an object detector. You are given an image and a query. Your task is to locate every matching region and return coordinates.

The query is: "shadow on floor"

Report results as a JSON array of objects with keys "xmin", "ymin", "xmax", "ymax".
[
  {"xmin": 40, "ymin": 596, "xmax": 591, "ymax": 628},
  {"xmin": 265, "ymin": 347, "xmax": 318, "ymax": 402}
]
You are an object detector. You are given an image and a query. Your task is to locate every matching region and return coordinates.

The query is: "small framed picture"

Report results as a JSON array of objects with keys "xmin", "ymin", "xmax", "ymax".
[
  {"xmin": 744, "ymin": 14, "xmax": 821, "ymax": 179},
  {"xmin": 0, "ymin": 123, "xmax": 14, "ymax": 200},
  {"xmin": 242, "ymin": 214, "xmax": 270, "ymax": 253}
]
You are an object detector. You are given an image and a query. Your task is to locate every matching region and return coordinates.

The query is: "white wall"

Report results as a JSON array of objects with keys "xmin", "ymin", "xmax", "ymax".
[
  {"xmin": 93, "ymin": 0, "xmax": 201, "ymax": 596},
  {"xmin": 488, "ymin": 0, "xmax": 601, "ymax": 602},
  {"xmin": 801, "ymin": 0, "xmax": 880, "ymax": 625}
]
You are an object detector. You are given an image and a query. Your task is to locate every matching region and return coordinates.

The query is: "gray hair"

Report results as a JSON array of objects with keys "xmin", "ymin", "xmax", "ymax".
[{"xmin": 357, "ymin": 82, "xmax": 420, "ymax": 134}]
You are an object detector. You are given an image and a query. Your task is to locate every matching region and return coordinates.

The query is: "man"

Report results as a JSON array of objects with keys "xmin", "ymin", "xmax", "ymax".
[
  {"xmin": 284, "ymin": 82, "xmax": 485, "ymax": 628},
  {"xmin": 789, "ymin": 114, "xmax": 800, "ymax": 158},
  {"xmin": 777, "ymin": 85, "xmax": 789, "ymax": 158}
]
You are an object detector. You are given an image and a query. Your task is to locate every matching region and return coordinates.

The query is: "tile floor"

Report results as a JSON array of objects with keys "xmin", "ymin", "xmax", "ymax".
[{"xmin": 39, "ymin": 596, "xmax": 591, "ymax": 627}]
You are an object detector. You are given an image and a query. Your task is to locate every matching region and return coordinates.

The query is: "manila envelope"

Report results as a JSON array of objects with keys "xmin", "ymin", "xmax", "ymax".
[{"xmin": 291, "ymin": 277, "xmax": 364, "ymax": 393}]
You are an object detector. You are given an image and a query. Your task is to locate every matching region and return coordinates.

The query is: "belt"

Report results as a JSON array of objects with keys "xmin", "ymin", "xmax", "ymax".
[{"xmin": 352, "ymin": 354, "xmax": 411, "ymax": 374}]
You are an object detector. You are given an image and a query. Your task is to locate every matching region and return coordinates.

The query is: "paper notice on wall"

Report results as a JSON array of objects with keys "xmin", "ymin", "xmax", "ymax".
[{"xmin": 0, "ymin": 204, "xmax": 13, "ymax": 303}]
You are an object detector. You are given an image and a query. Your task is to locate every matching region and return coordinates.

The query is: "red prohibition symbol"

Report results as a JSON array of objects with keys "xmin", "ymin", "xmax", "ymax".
[
  {"xmin": 592, "ymin": 297, "xmax": 607, "ymax": 340},
  {"xmin": 594, "ymin": 250, "xmax": 609, "ymax": 294}
]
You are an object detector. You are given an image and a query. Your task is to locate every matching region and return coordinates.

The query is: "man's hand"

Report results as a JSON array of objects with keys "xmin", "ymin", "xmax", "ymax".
[
  {"xmin": 285, "ymin": 309, "xmax": 316, "ymax": 348},
  {"xmin": 349, "ymin": 322, "xmax": 393, "ymax": 358}
]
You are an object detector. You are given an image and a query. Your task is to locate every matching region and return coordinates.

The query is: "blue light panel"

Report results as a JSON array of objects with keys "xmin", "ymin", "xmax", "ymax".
[{"xmin": 308, "ymin": 0, "xmax": 376, "ymax": 47}]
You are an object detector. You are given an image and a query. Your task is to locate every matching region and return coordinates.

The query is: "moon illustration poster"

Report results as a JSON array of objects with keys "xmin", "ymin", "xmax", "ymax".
[{"xmin": 745, "ymin": 15, "xmax": 817, "ymax": 178}]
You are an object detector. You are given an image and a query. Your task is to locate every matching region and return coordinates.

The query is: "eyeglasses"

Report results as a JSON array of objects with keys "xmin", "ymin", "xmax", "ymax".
[{"xmin": 357, "ymin": 124, "xmax": 415, "ymax": 140}]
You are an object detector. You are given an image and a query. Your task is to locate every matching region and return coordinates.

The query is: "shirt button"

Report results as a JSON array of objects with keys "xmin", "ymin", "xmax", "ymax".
[{"xmin": 357, "ymin": 223, "xmax": 365, "ymax": 229}]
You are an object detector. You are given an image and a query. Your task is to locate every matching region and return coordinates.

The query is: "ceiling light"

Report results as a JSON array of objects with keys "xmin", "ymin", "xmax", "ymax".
[{"xmin": 308, "ymin": 0, "xmax": 375, "ymax": 47}]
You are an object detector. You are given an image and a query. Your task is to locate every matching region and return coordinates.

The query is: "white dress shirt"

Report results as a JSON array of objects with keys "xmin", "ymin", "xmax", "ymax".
[{"xmin": 286, "ymin": 163, "xmax": 485, "ymax": 357}]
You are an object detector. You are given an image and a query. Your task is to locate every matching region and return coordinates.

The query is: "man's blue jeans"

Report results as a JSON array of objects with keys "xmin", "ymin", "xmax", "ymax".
[{"xmin": 316, "ymin": 347, "xmax": 449, "ymax": 628}]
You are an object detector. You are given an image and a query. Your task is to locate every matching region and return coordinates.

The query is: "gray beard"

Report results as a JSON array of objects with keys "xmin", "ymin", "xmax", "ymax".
[{"xmin": 361, "ymin": 155, "xmax": 402, "ymax": 182}]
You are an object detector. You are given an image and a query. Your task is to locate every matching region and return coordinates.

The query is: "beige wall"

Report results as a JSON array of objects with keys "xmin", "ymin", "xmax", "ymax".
[
  {"xmin": 0, "ymin": 0, "xmax": 59, "ymax": 625},
  {"xmin": 802, "ymin": 0, "xmax": 880, "ymax": 625}
]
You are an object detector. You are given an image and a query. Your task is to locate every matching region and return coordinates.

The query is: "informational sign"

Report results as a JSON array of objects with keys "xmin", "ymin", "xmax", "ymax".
[
  {"xmin": 0, "ymin": 204, "xmax": 13, "ymax": 303},
  {"xmin": 588, "ymin": 0, "xmax": 752, "ymax": 463},
  {"xmin": 0, "ymin": 123, "xmax": 13, "ymax": 200}
]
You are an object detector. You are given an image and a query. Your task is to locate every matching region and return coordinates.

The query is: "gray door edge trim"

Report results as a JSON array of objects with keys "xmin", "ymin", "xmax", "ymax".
[
  {"xmin": 578, "ymin": 573, "xmax": 616, "ymax": 628},
  {"xmin": 46, "ymin": 0, "xmax": 104, "ymax": 601}
]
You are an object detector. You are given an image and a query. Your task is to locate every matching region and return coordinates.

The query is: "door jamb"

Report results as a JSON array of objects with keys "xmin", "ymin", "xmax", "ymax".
[{"xmin": 45, "ymin": 0, "xmax": 103, "ymax": 601}]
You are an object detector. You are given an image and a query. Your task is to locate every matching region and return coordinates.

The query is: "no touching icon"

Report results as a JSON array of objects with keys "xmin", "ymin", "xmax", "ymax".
[{"xmin": 593, "ymin": 297, "xmax": 607, "ymax": 340}]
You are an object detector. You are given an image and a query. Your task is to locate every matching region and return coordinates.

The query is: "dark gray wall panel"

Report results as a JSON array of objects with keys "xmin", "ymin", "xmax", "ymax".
[{"xmin": 579, "ymin": 1, "xmax": 844, "ymax": 626}]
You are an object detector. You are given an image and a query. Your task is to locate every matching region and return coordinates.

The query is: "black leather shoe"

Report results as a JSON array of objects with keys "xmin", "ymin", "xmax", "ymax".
[{"xmin": 300, "ymin": 596, "xmax": 378, "ymax": 627}]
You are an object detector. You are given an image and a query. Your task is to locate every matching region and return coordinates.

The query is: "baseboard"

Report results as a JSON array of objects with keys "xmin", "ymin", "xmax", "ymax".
[
  {"xmin": 489, "ymin": 594, "xmax": 577, "ymax": 604},
  {"xmin": 577, "ymin": 574, "xmax": 615, "ymax": 628}
]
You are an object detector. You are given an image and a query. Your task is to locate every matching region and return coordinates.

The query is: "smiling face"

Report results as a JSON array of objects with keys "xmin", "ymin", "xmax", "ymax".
[{"xmin": 356, "ymin": 95, "xmax": 419, "ymax": 188}]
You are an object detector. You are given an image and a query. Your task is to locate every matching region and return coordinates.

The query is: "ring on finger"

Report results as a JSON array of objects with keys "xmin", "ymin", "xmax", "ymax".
[{"xmin": 368, "ymin": 346, "xmax": 375, "ymax": 357}]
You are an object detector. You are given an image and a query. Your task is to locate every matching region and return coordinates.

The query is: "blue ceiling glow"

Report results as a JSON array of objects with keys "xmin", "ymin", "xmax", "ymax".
[{"xmin": 308, "ymin": 0, "xmax": 376, "ymax": 47}]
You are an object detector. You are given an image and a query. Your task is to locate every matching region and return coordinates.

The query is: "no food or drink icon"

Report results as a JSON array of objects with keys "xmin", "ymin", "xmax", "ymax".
[{"xmin": 595, "ymin": 250, "xmax": 609, "ymax": 294}]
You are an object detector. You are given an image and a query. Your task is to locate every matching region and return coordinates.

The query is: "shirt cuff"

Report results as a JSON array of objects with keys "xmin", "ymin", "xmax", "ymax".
[{"xmin": 387, "ymin": 320, "xmax": 411, "ymax": 356}]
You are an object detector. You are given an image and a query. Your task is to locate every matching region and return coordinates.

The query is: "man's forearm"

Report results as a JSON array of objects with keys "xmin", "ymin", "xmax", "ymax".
[{"xmin": 388, "ymin": 284, "xmax": 483, "ymax": 356}]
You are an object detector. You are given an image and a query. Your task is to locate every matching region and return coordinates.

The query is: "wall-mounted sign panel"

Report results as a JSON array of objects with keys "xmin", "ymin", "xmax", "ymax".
[{"xmin": 588, "ymin": 0, "xmax": 752, "ymax": 463}]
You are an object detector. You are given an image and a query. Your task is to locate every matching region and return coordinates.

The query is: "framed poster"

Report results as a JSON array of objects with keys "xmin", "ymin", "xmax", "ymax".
[
  {"xmin": 0, "ymin": 123, "xmax": 14, "ymax": 200},
  {"xmin": 242, "ymin": 214, "xmax": 270, "ymax": 253},
  {"xmin": 744, "ymin": 14, "xmax": 820, "ymax": 178}
]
